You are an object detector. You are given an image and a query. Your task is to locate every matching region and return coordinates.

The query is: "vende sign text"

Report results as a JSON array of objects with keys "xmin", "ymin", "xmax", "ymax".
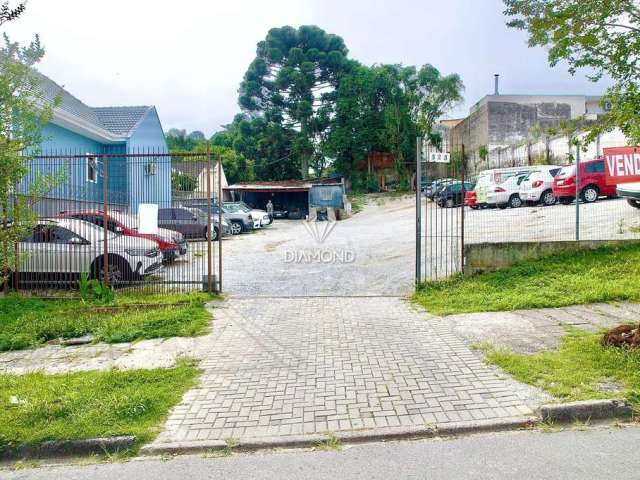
[{"xmin": 604, "ymin": 147, "xmax": 640, "ymax": 185}]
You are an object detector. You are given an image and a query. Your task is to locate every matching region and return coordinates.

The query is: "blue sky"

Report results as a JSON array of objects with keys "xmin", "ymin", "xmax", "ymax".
[{"xmin": 3, "ymin": 0, "xmax": 609, "ymax": 135}]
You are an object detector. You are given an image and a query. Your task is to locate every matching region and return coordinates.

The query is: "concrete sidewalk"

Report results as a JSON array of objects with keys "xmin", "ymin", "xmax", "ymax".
[
  {"xmin": 145, "ymin": 297, "xmax": 548, "ymax": 452},
  {"xmin": 444, "ymin": 302, "xmax": 640, "ymax": 354}
]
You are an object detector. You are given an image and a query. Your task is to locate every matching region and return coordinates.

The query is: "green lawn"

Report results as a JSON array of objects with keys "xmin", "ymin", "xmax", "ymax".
[
  {"xmin": 0, "ymin": 291, "xmax": 215, "ymax": 351},
  {"xmin": 0, "ymin": 360, "xmax": 199, "ymax": 454},
  {"xmin": 414, "ymin": 243, "xmax": 640, "ymax": 315},
  {"xmin": 482, "ymin": 329, "xmax": 640, "ymax": 410}
]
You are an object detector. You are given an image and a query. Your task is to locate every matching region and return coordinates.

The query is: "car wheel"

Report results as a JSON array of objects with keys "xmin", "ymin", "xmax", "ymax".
[
  {"xmin": 541, "ymin": 190, "xmax": 556, "ymax": 206},
  {"xmin": 508, "ymin": 195, "xmax": 523, "ymax": 208},
  {"xmin": 95, "ymin": 256, "xmax": 130, "ymax": 286},
  {"xmin": 627, "ymin": 199, "xmax": 640, "ymax": 209},
  {"xmin": 559, "ymin": 197, "xmax": 574, "ymax": 205},
  {"xmin": 230, "ymin": 221, "xmax": 243, "ymax": 235},
  {"xmin": 581, "ymin": 185, "xmax": 599, "ymax": 203},
  {"xmin": 208, "ymin": 226, "xmax": 219, "ymax": 241},
  {"xmin": 445, "ymin": 198, "xmax": 455, "ymax": 208}
]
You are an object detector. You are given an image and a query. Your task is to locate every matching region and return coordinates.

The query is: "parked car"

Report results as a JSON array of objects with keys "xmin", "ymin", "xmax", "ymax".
[
  {"xmin": 16, "ymin": 218, "xmax": 162, "ymax": 285},
  {"xmin": 464, "ymin": 190, "xmax": 478, "ymax": 209},
  {"xmin": 227, "ymin": 201, "xmax": 272, "ymax": 227},
  {"xmin": 58, "ymin": 210, "xmax": 187, "ymax": 262},
  {"xmin": 475, "ymin": 167, "xmax": 538, "ymax": 208},
  {"xmin": 518, "ymin": 166, "xmax": 562, "ymax": 206},
  {"xmin": 617, "ymin": 182, "xmax": 640, "ymax": 209},
  {"xmin": 271, "ymin": 204, "xmax": 289, "ymax": 219},
  {"xmin": 552, "ymin": 158, "xmax": 617, "ymax": 204},
  {"xmin": 425, "ymin": 178, "xmax": 456, "ymax": 200},
  {"xmin": 184, "ymin": 207, "xmax": 231, "ymax": 237},
  {"xmin": 435, "ymin": 181, "xmax": 475, "ymax": 208},
  {"xmin": 158, "ymin": 207, "xmax": 222, "ymax": 240},
  {"xmin": 184, "ymin": 201, "xmax": 253, "ymax": 235},
  {"xmin": 487, "ymin": 174, "xmax": 528, "ymax": 209}
]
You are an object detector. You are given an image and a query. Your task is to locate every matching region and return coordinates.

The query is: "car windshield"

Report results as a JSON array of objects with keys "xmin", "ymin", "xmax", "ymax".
[
  {"xmin": 225, "ymin": 203, "xmax": 249, "ymax": 213},
  {"xmin": 185, "ymin": 208, "xmax": 207, "ymax": 220}
]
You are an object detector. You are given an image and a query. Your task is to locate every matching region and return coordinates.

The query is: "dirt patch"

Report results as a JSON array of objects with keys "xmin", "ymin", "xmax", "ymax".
[
  {"xmin": 602, "ymin": 323, "xmax": 640, "ymax": 348},
  {"xmin": 264, "ymin": 240, "xmax": 290, "ymax": 252}
]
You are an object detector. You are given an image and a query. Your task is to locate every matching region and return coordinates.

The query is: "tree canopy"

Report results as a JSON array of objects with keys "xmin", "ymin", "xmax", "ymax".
[
  {"xmin": 174, "ymin": 24, "xmax": 463, "ymax": 188},
  {"xmin": 503, "ymin": 0, "xmax": 640, "ymax": 144},
  {"xmin": 238, "ymin": 25, "xmax": 349, "ymax": 178}
]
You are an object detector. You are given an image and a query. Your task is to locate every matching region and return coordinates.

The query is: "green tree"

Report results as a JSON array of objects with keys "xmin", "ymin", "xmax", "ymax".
[
  {"xmin": 0, "ymin": 1, "xmax": 59, "ymax": 284},
  {"xmin": 238, "ymin": 25, "xmax": 348, "ymax": 178},
  {"xmin": 503, "ymin": 0, "xmax": 640, "ymax": 143},
  {"xmin": 323, "ymin": 61, "xmax": 387, "ymax": 178},
  {"xmin": 412, "ymin": 64, "xmax": 464, "ymax": 136}
]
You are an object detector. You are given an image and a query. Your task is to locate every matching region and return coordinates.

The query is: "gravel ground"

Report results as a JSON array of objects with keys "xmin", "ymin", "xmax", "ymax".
[{"xmin": 163, "ymin": 195, "xmax": 640, "ymax": 296}]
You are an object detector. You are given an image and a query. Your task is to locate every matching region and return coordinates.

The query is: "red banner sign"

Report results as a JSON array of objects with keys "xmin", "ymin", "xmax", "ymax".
[{"xmin": 604, "ymin": 146, "xmax": 640, "ymax": 185}]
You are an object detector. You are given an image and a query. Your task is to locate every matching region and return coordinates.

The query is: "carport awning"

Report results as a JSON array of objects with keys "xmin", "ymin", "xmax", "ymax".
[{"xmin": 225, "ymin": 180, "xmax": 312, "ymax": 193}]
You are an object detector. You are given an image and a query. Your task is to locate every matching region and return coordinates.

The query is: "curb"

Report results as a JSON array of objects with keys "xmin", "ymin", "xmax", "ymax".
[
  {"xmin": 139, "ymin": 416, "xmax": 537, "ymax": 456},
  {"xmin": 540, "ymin": 399, "xmax": 633, "ymax": 422},
  {"xmin": 1, "ymin": 436, "xmax": 136, "ymax": 460}
]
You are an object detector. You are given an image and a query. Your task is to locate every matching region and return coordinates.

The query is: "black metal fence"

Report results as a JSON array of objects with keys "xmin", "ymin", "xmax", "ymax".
[
  {"xmin": 418, "ymin": 141, "xmax": 639, "ymax": 282},
  {"xmin": 5, "ymin": 149, "xmax": 222, "ymax": 294}
]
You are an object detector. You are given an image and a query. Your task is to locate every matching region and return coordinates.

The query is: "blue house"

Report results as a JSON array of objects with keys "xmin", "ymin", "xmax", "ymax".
[{"xmin": 23, "ymin": 72, "xmax": 171, "ymax": 215}]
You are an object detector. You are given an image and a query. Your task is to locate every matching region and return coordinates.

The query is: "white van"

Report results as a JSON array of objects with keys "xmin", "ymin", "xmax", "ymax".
[{"xmin": 475, "ymin": 166, "xmax": 539, "ymax": 207}]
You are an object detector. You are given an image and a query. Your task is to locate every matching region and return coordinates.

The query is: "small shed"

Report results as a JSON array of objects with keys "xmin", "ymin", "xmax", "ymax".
[{"xmin": 224, "ymin": 178, "xmax": 344, "ymax": 218}]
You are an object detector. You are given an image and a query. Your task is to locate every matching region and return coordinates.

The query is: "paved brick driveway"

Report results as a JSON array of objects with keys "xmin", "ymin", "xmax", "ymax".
[{"xmin": 150, "ymin": 297, "xmax": 546, "ymax": 446}]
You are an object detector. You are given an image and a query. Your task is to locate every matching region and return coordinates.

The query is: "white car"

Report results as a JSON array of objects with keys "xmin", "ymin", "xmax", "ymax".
[
  {"xmin": 226, "ymin": 202, "xmax": 271, "ymax": 228},
  {"xmin": 518, "ymin": 166, "xmax": 562, "ymax": 206},
  {"xmin": 617, "ymin": 182, "xmax": 640, "ymax": 209},
  {"xmin": 474, "ymin": 166, "xmax": 539, "ymax": 207},
  {"xmin": 486, "ymin": 173, "xmax": 529, "ymax": 209},
  {"xmin": 17, "ymin": 218, "xmax": 163, "ymax": 285}
]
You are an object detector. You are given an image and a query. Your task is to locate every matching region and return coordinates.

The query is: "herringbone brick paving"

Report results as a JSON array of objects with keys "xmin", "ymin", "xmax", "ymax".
[{"xmin": 151, "ymin": 297, "xmax": 544, "ymax": 444}]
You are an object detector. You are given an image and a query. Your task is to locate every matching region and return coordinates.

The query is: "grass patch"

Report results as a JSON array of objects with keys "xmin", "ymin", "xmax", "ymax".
[
  {"xmin": 481, "ymin": 329, "xmax": 640, "ymax": 410},
  {"xmin": 0, "ymin": 360, "xmax": 199, "ymax": 454},
  {"xmin": 349, "ymin": 194, "xmax": 365, "ymax": 214},
  {"xmin": 414, "ymin": 243, "xmax": 640, "ymax": 315},
  {"xmin": 316, "ymin": 434, "xmax": 341, "ymax": 451},
  {"xmin": 0, "ymin": 291, "xmax": 216, "ymax": 351}
]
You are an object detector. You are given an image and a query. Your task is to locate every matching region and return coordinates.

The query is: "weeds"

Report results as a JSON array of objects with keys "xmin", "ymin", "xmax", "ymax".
[{"xmin": 316, "ymin": 434, "xmax": 341, "ymax": 451}]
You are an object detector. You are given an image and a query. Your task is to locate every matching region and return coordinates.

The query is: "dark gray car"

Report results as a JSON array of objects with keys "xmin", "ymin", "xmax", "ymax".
[{"xmin": 158, "ymin": 207, "xmax": 219, "ymax": 240}]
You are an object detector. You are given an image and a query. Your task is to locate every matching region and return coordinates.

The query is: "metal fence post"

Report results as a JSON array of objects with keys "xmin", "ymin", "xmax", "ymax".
[
  {"xmin": 206, "ymin": 147, "xmax": 213, "ymax": 293},
  {"xmin": 460, "ymin": 143, "xmax": 466, "ymax": 274},
  {"xmin": 217, "ymin": 155, "xmax": 223, "ymax": 293},
  {"xmin": 102, "ymin": 154, "xmax": 109, "ymax": 287},
  {"xmin": 415, "ymin": 136, "xmax": 422, "ymax": 286},
  {"xmin": 575, "ymin": 144, "xmax": 580, "ymax": 241}
]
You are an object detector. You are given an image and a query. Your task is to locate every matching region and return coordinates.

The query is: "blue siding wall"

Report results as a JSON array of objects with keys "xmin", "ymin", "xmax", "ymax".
[
  {"xmin": 21, "ymin": 123, "xmax": 127, "ymax": 206},
  {"xmin": 126, "ymin": 107, "xmax": 171, "ymax": 213}
]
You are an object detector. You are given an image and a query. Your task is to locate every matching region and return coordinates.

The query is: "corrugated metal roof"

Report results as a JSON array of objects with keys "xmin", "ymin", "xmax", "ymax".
[{"xmin": 34, "ymin": 71, "xmax": 150, "ymax": 138}]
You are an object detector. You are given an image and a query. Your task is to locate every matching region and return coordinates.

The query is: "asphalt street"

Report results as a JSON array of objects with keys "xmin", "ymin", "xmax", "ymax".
[{"xmin": 4, "ymin": 426, "xmax": 639, "ymax": 480}]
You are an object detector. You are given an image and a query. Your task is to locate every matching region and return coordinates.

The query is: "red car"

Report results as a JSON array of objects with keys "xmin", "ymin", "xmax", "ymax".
[
  {"xmin": 464, "ymin": 190, "xmax": 478, "ymax": 209},
  {"xmin": 552, "ymin": 158, "xmax": 618, "ymax": 204},
  {"xmin": 57, "ymin": 211, "xmax": 187, "ymax": 262}
]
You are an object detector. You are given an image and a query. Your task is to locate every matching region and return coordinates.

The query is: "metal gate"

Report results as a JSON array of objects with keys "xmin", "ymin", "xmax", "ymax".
[
  {"xmin": 416, "ymin": 138, "xmax": 467, "ymax": 283},
  {"xmin": 7, "ymin": 150, "xmax": 222, "ymax": 294}
]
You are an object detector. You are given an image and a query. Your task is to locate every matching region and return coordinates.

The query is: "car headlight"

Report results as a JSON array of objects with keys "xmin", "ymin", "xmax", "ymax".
[{"xmin": 125, "ymin": 247, "xmax": 151, "ymax": 256}]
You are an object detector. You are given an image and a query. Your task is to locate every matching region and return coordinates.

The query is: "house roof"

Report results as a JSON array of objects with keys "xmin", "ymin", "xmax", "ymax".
[{"xmin": 34, "ymin": 71, "xmax": 152, "ymax": 142}]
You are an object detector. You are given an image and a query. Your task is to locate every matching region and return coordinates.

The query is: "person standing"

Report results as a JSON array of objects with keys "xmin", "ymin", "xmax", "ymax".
[{"xmin": 266, "ymin": 199, "xmax": 274, "ymax": 221}]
